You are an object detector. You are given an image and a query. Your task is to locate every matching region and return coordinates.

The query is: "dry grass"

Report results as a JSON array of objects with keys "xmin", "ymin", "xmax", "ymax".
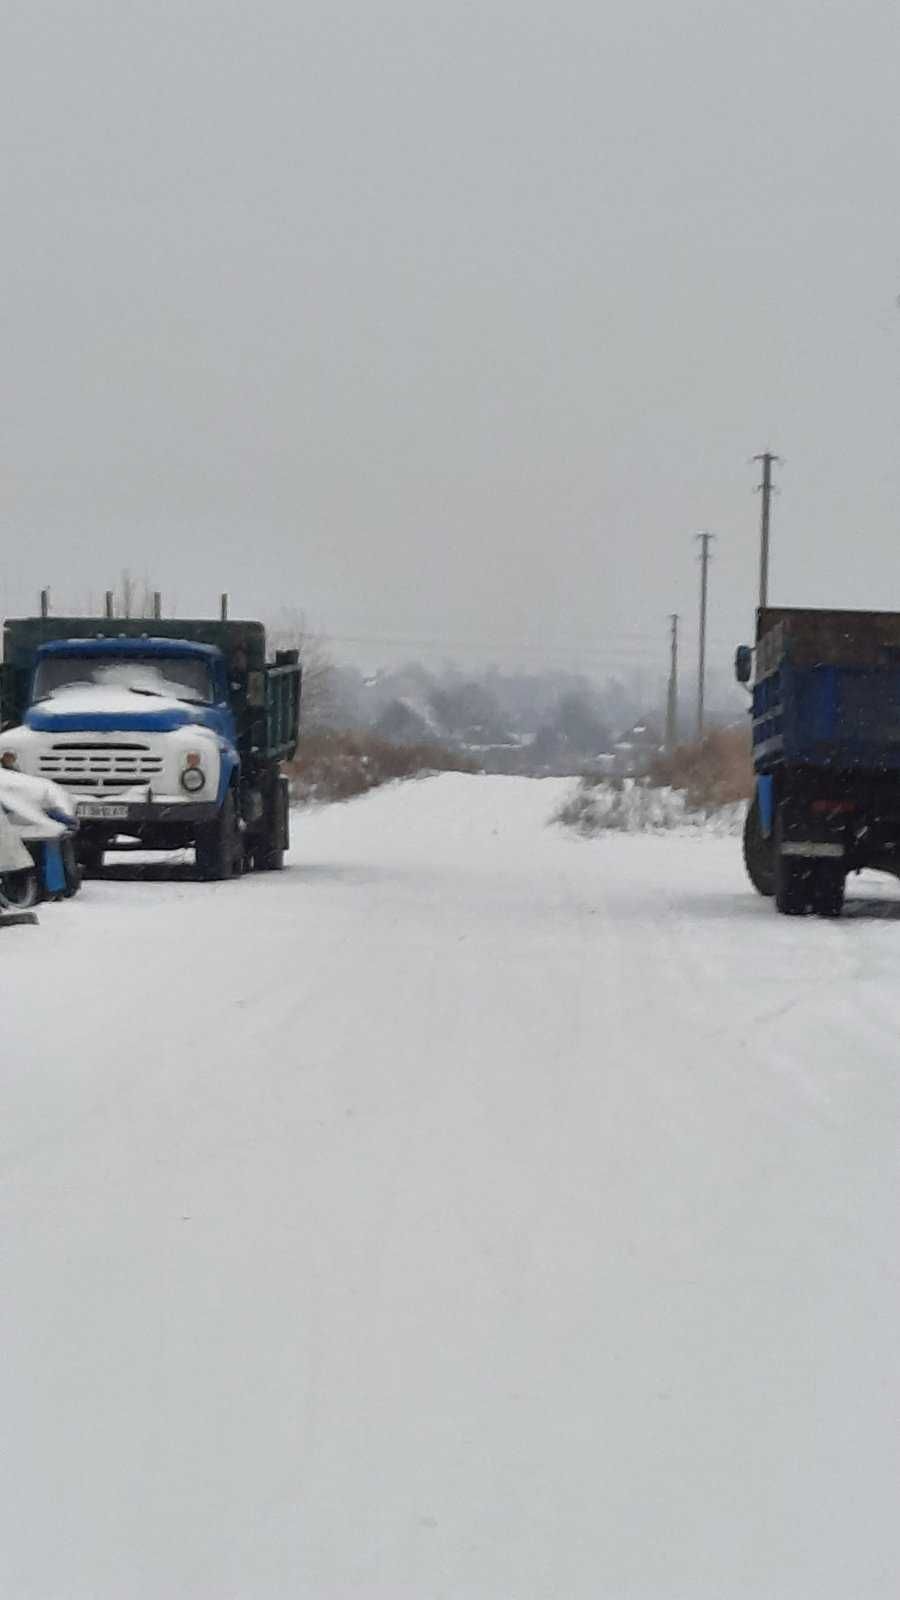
[
  {"xmin": 648, "ymin": 724, "xmax": 753, "ymax": 810},
  {"xmin": 555, "ymin": 723, "xmax": 752, "ymax": 838},
  {"xmin": 286, "ymin": 728, "xmax": 478, "ymax": 805}
]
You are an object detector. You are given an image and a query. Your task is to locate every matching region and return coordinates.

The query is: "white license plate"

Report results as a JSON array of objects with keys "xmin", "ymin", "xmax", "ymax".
[{"xmin": 77, "ymin": 802, "xmax": 129, "ymax": 820}]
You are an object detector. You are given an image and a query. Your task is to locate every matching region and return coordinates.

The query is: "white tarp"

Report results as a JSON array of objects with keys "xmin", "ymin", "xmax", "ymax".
[
  {"xmin": 0, "ymin": 798, "xmax": 33, "ymax": 873},
  {"xmin": 0, "ymin": 770, "xmax": 74, "ymax": 841}
]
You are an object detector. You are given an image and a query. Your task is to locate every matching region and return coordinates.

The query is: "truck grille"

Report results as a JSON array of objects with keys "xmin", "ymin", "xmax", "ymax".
[{"xmin": 39, "ymin": 742, "xmax": 164, "ymax": 791}]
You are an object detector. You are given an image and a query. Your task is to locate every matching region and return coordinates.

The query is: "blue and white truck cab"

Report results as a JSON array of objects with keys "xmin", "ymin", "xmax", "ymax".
[{"xmin": 0, "ymin": 615, "xmax": 301, "ymax": 879}]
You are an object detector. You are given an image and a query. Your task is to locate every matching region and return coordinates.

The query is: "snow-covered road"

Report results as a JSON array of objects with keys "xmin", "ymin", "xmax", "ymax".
[{"xmin": 3, "ymin": 774, "xmax": 899, "ymax": 1599}]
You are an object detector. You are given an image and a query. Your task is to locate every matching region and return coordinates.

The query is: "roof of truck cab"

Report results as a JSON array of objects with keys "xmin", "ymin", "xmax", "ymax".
[{"xmin": 35, "ymin": 636, "xmax": 224, "ymax": 659}]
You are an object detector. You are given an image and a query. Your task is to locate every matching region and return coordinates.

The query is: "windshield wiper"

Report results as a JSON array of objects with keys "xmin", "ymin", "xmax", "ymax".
[
  {"xmin": 125, "ymin": 687, "xmax": 209, "ymax": 706},
  {"xmin": 32, "ymin": 686, "xmax": 209, "ymax": 705}
]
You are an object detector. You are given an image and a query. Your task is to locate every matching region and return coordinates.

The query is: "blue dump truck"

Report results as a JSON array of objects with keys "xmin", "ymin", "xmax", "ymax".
[
  {"xmin": 736, "ymin": 606, "xmax": 900, "ymax": 916},
  {"xmin": 0, "ymin": 615, "xmax": 301, "ymax": 879}
]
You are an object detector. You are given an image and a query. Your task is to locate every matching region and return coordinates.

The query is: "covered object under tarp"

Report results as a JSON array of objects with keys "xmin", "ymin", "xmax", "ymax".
[{"xmin": 0, "ymin": 800, "xmax": 33, "ymax": 874}]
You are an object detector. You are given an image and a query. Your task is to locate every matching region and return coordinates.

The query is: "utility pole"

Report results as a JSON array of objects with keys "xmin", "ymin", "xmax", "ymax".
[
  {"xmin": 696, "ymin": 533, "xmax": 714, "ymax": 738},
  {"xmin": 754, "ymin": 451, "xmax": 780, "ymax": 609},
  {"xmin": 665, "ymin": 613, "xmax": 679, "ymax": 753}
]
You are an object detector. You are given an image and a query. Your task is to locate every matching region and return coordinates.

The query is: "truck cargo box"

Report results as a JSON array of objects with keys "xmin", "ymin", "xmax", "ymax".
[{"xmin": 752, "ymin": 607, "xmax": 900, "ymax": 771}]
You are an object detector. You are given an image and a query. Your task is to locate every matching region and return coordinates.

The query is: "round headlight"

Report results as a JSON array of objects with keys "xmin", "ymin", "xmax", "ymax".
[
  {"xmin": 0, "ymin": 750, "xmax": 18, "ymax": 770},
  {"xmin": 181, "ymin": 766, "xmax": 206, "ymax": 793}
]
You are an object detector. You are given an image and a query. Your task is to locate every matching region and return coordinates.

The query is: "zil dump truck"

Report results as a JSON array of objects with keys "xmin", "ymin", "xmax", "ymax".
[
  {"xmin": 736, "ymin": 607, "xmax": 900, "ymax": 916},
  {"xmin": 0, "ymin": 614, "xmax": 301, "ymax": 879}
]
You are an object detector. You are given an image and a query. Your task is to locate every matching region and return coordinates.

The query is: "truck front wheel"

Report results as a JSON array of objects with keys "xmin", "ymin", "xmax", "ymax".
[
  {"xmin": 196, "ymin": 790, "xmax": 243, "ymax": 881},
  {"xmin": 60, "ymin": 837, "xmax": 82, "ymax": 897},
  {"xmin": 743, "ymin": 794, "xmax": 775, "ymax": 897},
  {"xmin": 78, "ymin": 841, "xmax": 105, "ymax": 876},
  {"xmin": 0, "ymin": 867, "xmax": 40, "ymax": 910}
]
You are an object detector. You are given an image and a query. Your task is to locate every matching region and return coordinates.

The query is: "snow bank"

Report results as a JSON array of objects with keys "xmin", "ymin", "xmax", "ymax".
[{"xmin": 555, "ymin": 775, "xmax": 746, "ymax": 836}]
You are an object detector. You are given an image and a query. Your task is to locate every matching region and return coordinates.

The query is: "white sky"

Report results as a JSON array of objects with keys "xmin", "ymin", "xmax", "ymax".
[{"xmin": 3, "ymin": 0, "xmax": 900, "ymax": 680}]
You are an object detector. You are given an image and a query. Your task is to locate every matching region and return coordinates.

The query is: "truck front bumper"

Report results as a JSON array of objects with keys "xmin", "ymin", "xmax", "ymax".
[{"xmin": 75, "ymin": 798, "xmax": 220, "ymax": 825}]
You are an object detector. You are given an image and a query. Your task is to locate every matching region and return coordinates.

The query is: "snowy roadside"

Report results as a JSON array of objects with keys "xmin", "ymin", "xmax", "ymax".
[{"xmin": 553, "ymin": 773, "xmax": 747, "ymax": 837}]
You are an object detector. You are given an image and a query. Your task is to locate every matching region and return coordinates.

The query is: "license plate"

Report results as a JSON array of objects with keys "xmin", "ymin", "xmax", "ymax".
[{"xmin": 77, "ymin": 802, "xmax": 129, "ymax": 820}]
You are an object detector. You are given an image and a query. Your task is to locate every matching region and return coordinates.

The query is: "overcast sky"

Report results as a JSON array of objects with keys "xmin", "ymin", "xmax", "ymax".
[{"xmin": 2, "ymin": 0, "xmax": 900, "ymax": 681}]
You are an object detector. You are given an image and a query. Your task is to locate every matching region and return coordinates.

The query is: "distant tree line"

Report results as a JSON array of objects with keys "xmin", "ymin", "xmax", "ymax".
[{"xmin": 267, "ymin": 611, "xmax": 745, "ymax": 778}]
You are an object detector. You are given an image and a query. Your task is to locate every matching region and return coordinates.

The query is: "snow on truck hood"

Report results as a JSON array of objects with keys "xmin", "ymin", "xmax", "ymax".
[{"xmin": 24, "ymin": 684, "xmax": 210, "ymax": 733}]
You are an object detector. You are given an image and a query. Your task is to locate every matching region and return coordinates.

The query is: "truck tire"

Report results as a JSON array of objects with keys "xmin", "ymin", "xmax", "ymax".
[
  {"xmin": 0, "ymin": 868, "xmax": 40, "ymax": 910},
  {"xmin": 742, "ymin": 794, "xmax": 775, "ymax": 897},
  {"xmin": 774, "ymin": 811, "xmax": 810, "ymax": 915},
  {"xmin": 78, "ymin": 841, "xmax": 105, "ymax": 876},
  {"xmin": 196, "ymin": 789, "xmax": 243, "ymax": 881},
  {"xmin": 61, "ymin": 837, "xmax": 82, "ymax": 898},
  {"xmin": 812, "ymin": 861, "xmax": 845, "ymax": 918},
  {"xmin": 253, "ymin": 778, "xmax": 288, "ymax": 872}
]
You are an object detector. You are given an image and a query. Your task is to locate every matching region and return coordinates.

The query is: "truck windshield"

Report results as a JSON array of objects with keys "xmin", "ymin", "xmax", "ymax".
[{"xmin": 32, "ymin": 654, "xmax": 214, "ymax": 705}]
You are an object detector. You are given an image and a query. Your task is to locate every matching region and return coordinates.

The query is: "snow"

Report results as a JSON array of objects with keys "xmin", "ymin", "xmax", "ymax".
[
  {"xmin": 2, "ymin": 773, "xmax": 899, "ymax": 1597},
  {"xmin": 31, "ymin": 659, "xmax": 211, "ymax": 712},
  {"xmin": 89, "ymin": 661, "xmax": 207, "ymax": 703},
  {"xmin": 30, "ymin": 682, "xmax": 192, "ymax": 717},
  {"xmin": 556, "ymin": 775, "xmax": 747, "ymax": 835}
]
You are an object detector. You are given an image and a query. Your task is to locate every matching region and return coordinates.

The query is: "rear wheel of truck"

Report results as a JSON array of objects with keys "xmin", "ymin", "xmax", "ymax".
[
  {"xmin": 774, "ymin": 812, "xmax": 811, "ymax": 915},
  {"xmin": 742, "ymin": 794, "xmax": 775, "ymax": 896},
  {"xmin": 252, "ymin": 777, "xmax": 289, "ymax": 872},
  {"xmin": 812, "ymin": 861, "xmax": 845, "ymax": 918},
  {"xmin": 196, "ymin": 789, "xmax": 243, "ymax": 881}
]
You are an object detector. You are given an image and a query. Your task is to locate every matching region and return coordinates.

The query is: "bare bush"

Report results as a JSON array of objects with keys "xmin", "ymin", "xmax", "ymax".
[
  {"xmin": 648, "ymin": 725, "xmax": 752, "ymax": 810},
  {"xmin": 554, "ymin": 775, "xmax": 746, "ymax": 837},
  {"xmin": 554, "ymin": 723, "xmax": 751, "ymax": 839},
  {"xmin": 267, "ymin": 608, "xmax": 336, "ymax": 728},
  {"xmin": 286, "ymin": 729, "xmax": 477, "ymax": 805}
]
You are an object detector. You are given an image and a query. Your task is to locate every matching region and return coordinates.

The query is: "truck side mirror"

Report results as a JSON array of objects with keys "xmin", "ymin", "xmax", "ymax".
[{"xmin": 734, "ymin": 645, "xmax": 753, "ymax": 685}]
